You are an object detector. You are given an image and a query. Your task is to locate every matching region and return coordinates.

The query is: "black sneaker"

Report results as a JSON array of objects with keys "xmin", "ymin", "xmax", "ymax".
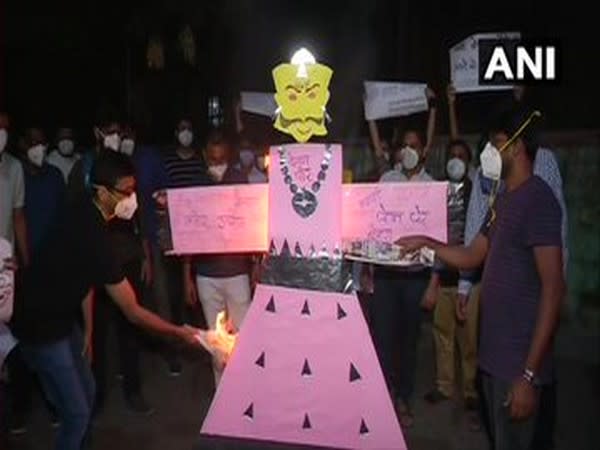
[
  {"xmin": 168, "ymin": 360, "xmax": 182, "ymax": 377},
  {"xmin": 125, "ymin": 394, "xmax": 155, "ymax": 416},
  {"xmin": 424, "ymin": 389, "xmax": 450, "ymax": 404}
]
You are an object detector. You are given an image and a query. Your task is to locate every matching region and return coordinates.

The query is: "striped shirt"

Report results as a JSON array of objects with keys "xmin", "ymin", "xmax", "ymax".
[
  {"xmin": 458, "ymin": 147, "xmax": 568, "ymax": 296},
  {"xmin": 162, "ymin": 151, "xmax": 208, "ymax": 188}
]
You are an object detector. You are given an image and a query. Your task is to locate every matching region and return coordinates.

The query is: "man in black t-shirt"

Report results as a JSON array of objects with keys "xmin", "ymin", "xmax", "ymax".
[{"xmin": 10, "ymin": 152, "xmax": 202, "ymax": 450}]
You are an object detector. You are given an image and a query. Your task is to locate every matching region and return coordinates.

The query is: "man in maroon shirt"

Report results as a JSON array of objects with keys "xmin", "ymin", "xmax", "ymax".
[{"xmin": 399, "ymin": 108, "xmax": 565, "ymax": 450}]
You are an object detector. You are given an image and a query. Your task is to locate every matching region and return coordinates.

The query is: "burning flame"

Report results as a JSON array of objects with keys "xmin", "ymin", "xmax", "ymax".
[{"xmin": 196, "ymin": 311, "xmax": 237, "ymax": 369}]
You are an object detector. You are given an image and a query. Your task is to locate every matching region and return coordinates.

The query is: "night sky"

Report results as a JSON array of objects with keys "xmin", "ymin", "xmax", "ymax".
[{"xmin": 1, "ymin": 0, "xmax": 596, "ymax": 145}]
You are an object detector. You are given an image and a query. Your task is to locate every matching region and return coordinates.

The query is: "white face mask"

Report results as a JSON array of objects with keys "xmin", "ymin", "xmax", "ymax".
[
  {"xmin": 178, "ymin": 129, "xmax": 193, "ymax": 147},
  {"xmin": 480, "ymin": 142, "xmax": 502, "ymax": 180},
  {"xmin": 256, "ymin": 156, "xmax": 266, "ymax": 171},
  {"xmin": 0, "ymin": 129, "xmax": 7, "ymax": 154},
  {"xmin": 57, "ymin": 139, "xmax": 75, "ymax": 156},
  {"xmin": 120, "ymin": 138, "xmax": 135, "ymax": 156},
  {"xmin": 400, "ymin": 146, "xmax": 420, "ymax": 171},
  {"xmin": 239, "ymin": 149, "xmax": 255, "ymax": 167},
  {"xmin": 27, "ymin": 144, "xmax": 47, "ymax": 167},
  {"xmin": 114, "ymin": 192, "xmax": 138, "ymax": 220},
  {"xmin": 208, "ymin": 163, "xmax": 228, "ymax": 181},
  {"xmin": 103, "ymin": 133, "xmax": 121, "ymax": 152},
  {"xmin": 446, "ymin": 157, "xmax": 466, "ymax": 181}
]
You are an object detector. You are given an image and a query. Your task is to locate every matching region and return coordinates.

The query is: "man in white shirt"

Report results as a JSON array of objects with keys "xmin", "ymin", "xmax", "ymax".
[{"xmin": 0, "ymin": 112, "xmax": 29, "ymax": 266}]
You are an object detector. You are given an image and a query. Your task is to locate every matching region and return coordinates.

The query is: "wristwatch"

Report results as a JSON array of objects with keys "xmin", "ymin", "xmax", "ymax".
[{"xmin": 522, "ymin": 368, "xmax": 541, "ymax": 388}]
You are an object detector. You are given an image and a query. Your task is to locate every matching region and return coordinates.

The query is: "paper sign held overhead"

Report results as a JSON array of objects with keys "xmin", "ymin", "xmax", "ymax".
[
  {"xmin": 240, "ymin": 91, "xmax": 277, "ymax": 117},
  {"xmin": 450, "ymin": 32, "xmax": 521, "ymax": 93},
  {"xmin": 363, "ymin": 81, "xmax": 429, "ymax": 120}
]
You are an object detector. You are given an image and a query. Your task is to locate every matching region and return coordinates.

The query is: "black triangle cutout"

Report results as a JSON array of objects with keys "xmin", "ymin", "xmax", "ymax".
[
  {"xmin": 243, "ymin": 403, "xmax": 254, "ymax": 419},
  {"xmin": 349, "ymin": 363, "xmax": 361, "ymax": 382},
  {"xmin": 302, "ymin": 414, "xmax": 312, "ymax": 429},
  {"xmin": 280, "ymin": 239, "xmax": 291, "ymax": 257},
  {"xmin": 337, "ymin": 303, "xmax": 347, "ymax": 320},
  {"xmin": 301, "ymin": 359, "xmax": 312, "ymax": 376},
  {"xmin": 255, "ymin": 352, "xmax": 265, "ymax": 368},
  {"xmin": 294, "ymin": 242, "xmax": 303, "ymax": 257},
  {"xmin": 301, "ymin": 300, "xmax": 311, "ymax": 315},
  {"xmin": 268, "ymin": 239, "xmax": 277, "ymax": 254},
  {"xmin": 359, "ymin": 418, "xmax": 369, "ymax": 434},
  {"xmin": 266, "ymin": 296, "xmax": 276, "ymax": 313}
]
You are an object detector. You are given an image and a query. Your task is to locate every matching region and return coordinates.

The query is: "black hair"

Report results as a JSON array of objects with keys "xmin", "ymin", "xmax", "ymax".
[
  {"xmin": 206, "ymin": 127, "xmax": 231, "ymax": 151},
  {"xmin": 91, "ymin": 151, "xmax": 135, "ymax": 189},
  {"xmin": 94, "ymin": 104, "xmax": 122, "ymax": 129},
  {"xmin": 446, "ymin": 139, "xmax": 472, "ymax": 164},
  {"xmin": 489, "ymin": 106, "xmax": 541, "ymax": 163}
]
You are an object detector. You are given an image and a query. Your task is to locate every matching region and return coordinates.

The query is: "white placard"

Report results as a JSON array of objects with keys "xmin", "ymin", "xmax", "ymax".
[
  {"xmin": 363, "ymin": 81, "xmax": 429, "ymax": 120},
  {"xmin": 450, "ymin": 32, "xmax": 521, "ymax": 93},
  {"xmin": 240, "ymin": 91, "xmax": 277, "ymax": 117},
  {"xmin": 0, "ymin": 238, "xmax": 14, "ymax": 323}
]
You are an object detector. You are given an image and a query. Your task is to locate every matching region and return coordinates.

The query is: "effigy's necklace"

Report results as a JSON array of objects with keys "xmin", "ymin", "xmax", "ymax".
[{"xmin": 278, "ymin": 144, "xmax": 333, "ymax": 218}]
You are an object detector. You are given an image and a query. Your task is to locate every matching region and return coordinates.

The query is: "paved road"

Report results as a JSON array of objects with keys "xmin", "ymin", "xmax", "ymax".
[{"xmin": 4, "ymin": 320, "xmax": 599, "ymax": 450}]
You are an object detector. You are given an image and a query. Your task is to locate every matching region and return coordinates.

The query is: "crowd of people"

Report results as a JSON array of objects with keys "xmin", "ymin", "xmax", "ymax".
[{"xmin": 0, "ymin": 82, "xmax": 567, "ymax": 450}]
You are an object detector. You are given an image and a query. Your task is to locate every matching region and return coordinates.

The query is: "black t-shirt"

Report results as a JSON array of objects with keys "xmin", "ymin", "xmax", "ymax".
[{"xmin": 12, "ymin": 198, "xmax": 125, "ymax": 344}]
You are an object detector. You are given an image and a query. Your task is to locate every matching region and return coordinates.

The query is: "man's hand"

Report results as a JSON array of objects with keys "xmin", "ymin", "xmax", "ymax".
[
  {"xmin": 456, "ymin": 293, "xmax": 469, "ymax": 322},
  {"xmin": 183, "ymin": 274, "xmax": 199, "ymax": 307},
  {"xmin": 447, "ymin": 83, "xmax": 456, "ymax": 104},
  {"xmin": 177, "ymin": 324, "xmax": 204, "ymax": 349},
  {"xmin": 421, "ymin": 276, "xmax": 440, "ymax": 311},
  {"xmin": 504, "ymin": 377, "xmax": 538, "ymax": 421},
  {"xmin": 395, "ymin": 236, "xmax": 435, "ymax": 256},
  {"xmin": 425, "ymin": 87, "xmax": 436, "ymax": 101}
]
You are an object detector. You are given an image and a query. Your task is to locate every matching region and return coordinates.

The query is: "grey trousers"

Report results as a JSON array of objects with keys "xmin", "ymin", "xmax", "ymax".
[{"xmin": 481, "ymin": 372, "xmax": 541, "ymax": 450}]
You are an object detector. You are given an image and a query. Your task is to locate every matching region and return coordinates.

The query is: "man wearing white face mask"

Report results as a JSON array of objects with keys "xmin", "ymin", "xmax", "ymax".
[
  {"xmin": 398, "ymin": 108, "xmax": 565, "ymax": 450},
  {"xmin": 18, "ymin": 128, "xmax": 66, "ymax": 257},
  {"xmin": 67, "ymin": 109, "xmax": 122, "ymax": 206},
  {"xmin": 421, "ymin": 139, "xmax": 481, "ymax": 427},
  {"xmin": 90, "ymin": 121, "xmax": 157, "ymax": 415},
  {"xmin": 236, "ymin": 133, "xmax": 267, "ymax": 184},
  {"xmin": 11, "ymin": 152, "xmax": 204, "ymax": 450},
  {"xmin": 369, "ymin": 91, "xmax": 437, "ymax": 428},
  {"xmin": 10, "ymin": 127, "xmax": 65, "ymax": 433},
  {"xmin": 154, "ymin": 116, "xmax": 208, "ymax": 376},
  {"xmin": 47, "ymin": 127, "xmax": 81, "ymax": 182},
  {"xmin": 182, "ymin": 129, "xmax": 251, "ymax": 387}
]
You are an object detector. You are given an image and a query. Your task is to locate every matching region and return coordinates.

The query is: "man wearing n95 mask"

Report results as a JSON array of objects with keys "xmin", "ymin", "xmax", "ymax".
[{"xmin": 47, "ymin": 127, "xmax": 80, "ymax": 182}]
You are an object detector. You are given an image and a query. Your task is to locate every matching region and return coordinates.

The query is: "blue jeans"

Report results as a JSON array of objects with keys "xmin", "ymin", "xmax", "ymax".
[{"xmin": 21, "ymin": 327, "xmax": 95, "ymax": 450}]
